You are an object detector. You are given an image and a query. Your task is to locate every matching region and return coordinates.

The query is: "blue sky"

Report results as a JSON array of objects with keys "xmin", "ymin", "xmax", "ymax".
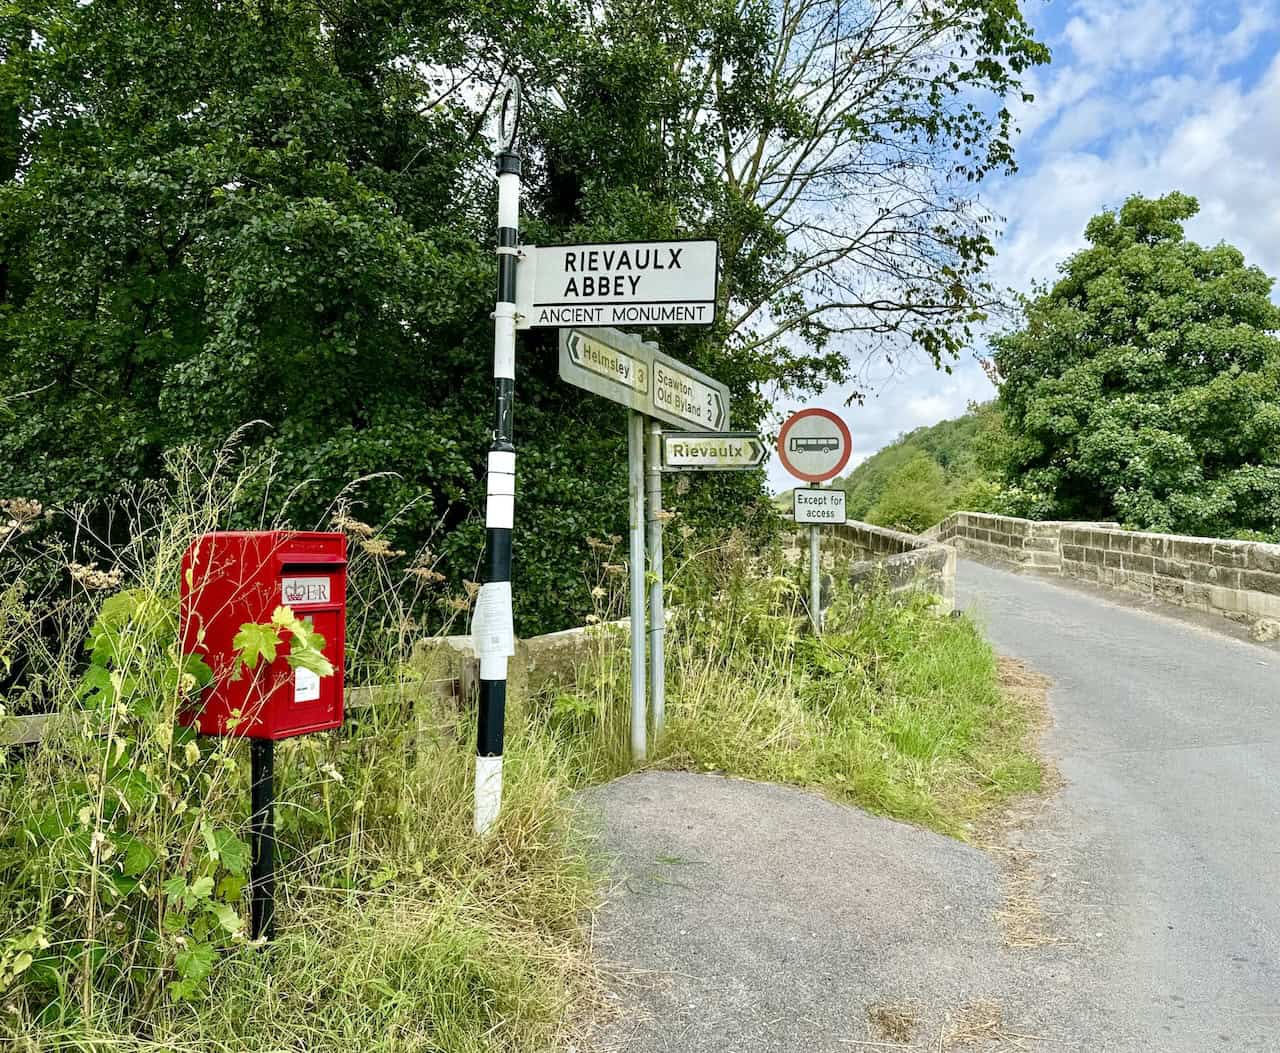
[{"xmin": 765, "ymin": 0, "xmax": 1280, "ymax": 490}]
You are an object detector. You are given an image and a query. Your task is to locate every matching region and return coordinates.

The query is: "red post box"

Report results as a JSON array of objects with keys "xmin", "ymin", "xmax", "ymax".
[{"xmin": 180, "ymin": 531, "xmax": 347, "ymax": 740}]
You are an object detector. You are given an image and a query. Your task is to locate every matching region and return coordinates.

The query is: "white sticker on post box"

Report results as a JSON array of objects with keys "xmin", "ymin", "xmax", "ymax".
[
  {"xmin": 294, "ymin": 665, "xmax": 321, "ymax": 703},
  {"xmin": 282, "ymin": 576, "xmax": 330, "ymax": 605}
]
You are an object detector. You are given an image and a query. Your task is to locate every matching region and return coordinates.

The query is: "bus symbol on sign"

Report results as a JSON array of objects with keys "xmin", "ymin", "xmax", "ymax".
[
  {"xmin": 776, "ymin": 408, "xmax": 852, "ymax": 483},
  {"xmin": 789, "ymin": 436, "xmax": 839, "ymax": 454}
]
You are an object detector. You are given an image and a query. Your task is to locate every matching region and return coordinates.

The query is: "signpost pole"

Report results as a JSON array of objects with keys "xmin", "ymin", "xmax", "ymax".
[
  {"xmin": 628, "ymin": 410, "xmax": 648, "ymax": 762},
  {"xmin": 645, "ymin": 419, "xmax": 666, "ymax": 739},
  {"xmin": 809, "ymin": 525, "xmax": 822, "ymax": 634},
  {"xmin": 474, "ymin": 82, "xmax": 521, "ymax": 836}
]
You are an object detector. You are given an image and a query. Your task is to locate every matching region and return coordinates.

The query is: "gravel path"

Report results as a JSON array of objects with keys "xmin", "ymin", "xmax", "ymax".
[{"xmin": 583, "ymin": 559, "xmax": 1280, "ymax": 1051}]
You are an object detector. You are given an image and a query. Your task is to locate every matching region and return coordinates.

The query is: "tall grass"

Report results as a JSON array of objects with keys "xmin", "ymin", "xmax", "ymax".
[
  {"xmin": 535, "ymin": 537, "xmax": 1042, "ymax": 836},
  {"xmin": 1, "ymin": 450, "xmax": 1041, "ymax": 1052},
  {"xmin": 1, "ymin": 446, "xmax": 600, "ymax": 1052}
]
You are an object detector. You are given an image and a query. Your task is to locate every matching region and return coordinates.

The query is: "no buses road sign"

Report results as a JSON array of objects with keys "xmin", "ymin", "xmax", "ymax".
[
  {"xmin": 776, "ymin": 408, "xmax": 852, "ymax": 483},
  {"xmin": 518, "ymin": 239, "xmax": 719, "ymax": 330}
]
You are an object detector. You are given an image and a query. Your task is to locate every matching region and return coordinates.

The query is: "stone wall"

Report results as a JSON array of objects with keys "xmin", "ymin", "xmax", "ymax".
[
  {"xmin": 791, "ymin": 520, "xmax": 956, "ymax": 613},
  {"xmin": 933, "ymin": 511, "xmax": 1280, "ymax": 638},
  {"xmin": 411, "ymin": 621, "xmax": 625, "ymax": 698},
  {"xmin": 933, "ymin": 511, "xmax": 1119, "ymax": 574},
  {"xmin": 1058, "ymin": 526, "xmax": 1280, "ymax": 632}
]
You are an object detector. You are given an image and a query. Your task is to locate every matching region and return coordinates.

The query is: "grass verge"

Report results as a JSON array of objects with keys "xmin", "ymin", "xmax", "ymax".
[{"xmin": 2, "ymin": 466, "xmax": 1042, "ymax": 1051}]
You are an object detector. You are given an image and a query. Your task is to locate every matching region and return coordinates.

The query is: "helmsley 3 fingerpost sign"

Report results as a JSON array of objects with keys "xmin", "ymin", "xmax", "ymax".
[{"xmin": 473, "ymin": 77, "xmax": 759, "ymax": 833}]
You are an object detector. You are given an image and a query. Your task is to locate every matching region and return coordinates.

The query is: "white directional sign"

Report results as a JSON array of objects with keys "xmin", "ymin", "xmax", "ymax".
[
  {"xmin": 559, "ymin": 327, "xmax": 651, "ymax": 414},
  {"xmin": 793, "ymin": 488, "xmax": 847, "ymax": 524},
  {"xmin": 518, "ymin": 240, "xmax": 718, "ymax": 330},
  {"xmin": 559, "ymin": 327, "xmax": 730, "ymax": 431},
  {"xmin": 653, "ymin": 358, "xmax": 727, "ymax": 431},
  {"xmin": 660, "ymin": 431, "xmax": 766, "ymax": 471},
  {"xmin": 777, "ymin": 408, "xmax": 853, "ymax": 483}
]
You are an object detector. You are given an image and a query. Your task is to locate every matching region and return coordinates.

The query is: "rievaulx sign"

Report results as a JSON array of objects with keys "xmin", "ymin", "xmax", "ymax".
[
  {"xmin": 660, "ymin": 431, "xmax": 766, "ymax": 471},
  {"xmin": 517, "ymin": 239, "xmax": 719, "ymax": 329}
]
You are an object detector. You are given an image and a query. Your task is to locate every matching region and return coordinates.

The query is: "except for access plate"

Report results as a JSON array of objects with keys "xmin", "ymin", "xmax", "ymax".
[{"xmin": 793, "ymin": 487, "xmax": 847, "ymax": 524}]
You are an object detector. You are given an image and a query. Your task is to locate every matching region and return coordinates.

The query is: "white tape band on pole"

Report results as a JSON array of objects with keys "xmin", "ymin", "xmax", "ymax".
[
  {"xmin": 486, "ymin": 493, "xmax": 514, "ymax": 529},
  {"xmin": 487, "ymin": 471, "xmax": 515, "ymax": 497},
  {"xmin": 479, "ymin": 654, "xmax": 508, "ymax": 680},
  {"xmin": 493, "ymin": 306, "xmax": 516, "ymax": 379},
  {"xmin": 497, "ymin": 173, "xmax": 519, "ymax": 229},
  {"xmin": 473, "ymin": 754, "xmax": 503, "ymax": 835},
  {"xmin": 488, "ymin": 450, "xmax": 516, "ymax": 475}
]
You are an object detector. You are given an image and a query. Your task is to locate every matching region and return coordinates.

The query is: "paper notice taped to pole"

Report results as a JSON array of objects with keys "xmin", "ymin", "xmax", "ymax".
[{"xmin": 472, "ymin": 581, "xmax": 516, "ymax": 658}]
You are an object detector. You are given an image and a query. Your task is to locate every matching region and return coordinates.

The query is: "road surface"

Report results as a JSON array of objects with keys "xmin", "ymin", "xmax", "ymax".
[
  {"xmin": 957, "ymin": 558, "xmax": 1280, "ymax": 1050},
  {"xmin": 586, "ymin": 559, "xmax": 1280, "ymax": 1051}
]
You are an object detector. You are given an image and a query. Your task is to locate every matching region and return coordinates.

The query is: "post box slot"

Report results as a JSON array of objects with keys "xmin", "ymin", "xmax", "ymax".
[{"xmin": 278, "ymin": 560, "xmax": 347, "ymax": 573}]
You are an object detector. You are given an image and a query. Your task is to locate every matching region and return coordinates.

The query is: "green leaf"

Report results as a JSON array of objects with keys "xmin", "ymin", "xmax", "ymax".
[
  {"xmin": 162, "ymin": 876, "xmax": 188, "ymax": 902},
  {"xmin": 189, "ymin": 875, "xmax": 214, "ymax": 900},
  {"xmin": 284, "ymin": 644, "xmax": 333, "ymax": 678},
  {"xmin": 174, "ymin": 943, "xmax": 217, "ymax": 982},
  {"xmin": 120, "ymin": 837, "xmax": 157, "ymax": 877},
  {"xmin": 216, "ymin": 874, "xmax": 247, "ymax": 902},
  {"xmin": 213, "ymin": 830, "xmax": 249, "ymax": 876},
  {"xmin": 206, "ymin": 900, "xmax": 243, "ymax": 935},
  {"xmin": 232, "ymin": 622, "xmax": 280, "ymax": 671}
]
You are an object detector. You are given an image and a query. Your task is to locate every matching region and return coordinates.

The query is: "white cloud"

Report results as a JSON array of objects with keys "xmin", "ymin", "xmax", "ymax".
[
  {"xmin": 1063, "ymin": 0, "xmax": 1199, "ymax": 72},
  {"xmin": 765, "ymin": 1, "xmax": 1280, "ymax": 492}
]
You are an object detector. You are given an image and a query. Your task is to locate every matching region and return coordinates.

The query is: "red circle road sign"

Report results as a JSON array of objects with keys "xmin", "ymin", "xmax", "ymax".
[{"xmin": 776, "ymin": 408, "xmax": 852, "ymax": 483}]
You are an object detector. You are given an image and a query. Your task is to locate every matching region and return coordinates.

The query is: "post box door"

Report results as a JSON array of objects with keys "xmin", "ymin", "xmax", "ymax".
[{"xmin": 279, "ymin": 607, "xmax": 344, "ymax": 735}]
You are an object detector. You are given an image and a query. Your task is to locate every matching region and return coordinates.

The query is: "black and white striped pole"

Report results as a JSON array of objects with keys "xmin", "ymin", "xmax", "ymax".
[{"xmin": 474, "ymin": 78, "xmax": 522, "ymax": 835}]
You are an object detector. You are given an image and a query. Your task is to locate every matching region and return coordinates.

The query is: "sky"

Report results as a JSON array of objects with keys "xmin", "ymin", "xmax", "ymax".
[{"xmin": 765, "ymin": 0, "xmax": 1280, "ymax": 491}]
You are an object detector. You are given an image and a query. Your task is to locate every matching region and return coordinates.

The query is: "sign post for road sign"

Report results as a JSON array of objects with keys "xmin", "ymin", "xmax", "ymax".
[
  {"xmin": 557, "ymin": 326, "xmax": 746, "ymax": 750},
  {"xmin": 777, "ymin": 408, "xmax": 853, "ymax": 633},
  {"xmin": 518, "ymin": 240, "xmax": 719, "ymax": 329},
  {"xmin": 472, "ymin": 76, "xmax": 523, "ymax": 836}
]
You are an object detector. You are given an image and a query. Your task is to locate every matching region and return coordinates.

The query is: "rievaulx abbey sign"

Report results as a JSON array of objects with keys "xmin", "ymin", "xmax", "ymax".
[{"xmin": 517, "ymin": 239, "xmax": 719, "ymax": 329}]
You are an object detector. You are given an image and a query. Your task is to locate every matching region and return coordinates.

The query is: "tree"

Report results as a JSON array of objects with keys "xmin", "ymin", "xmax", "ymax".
[
  {"xmin": 992, "ymin": 192, "xmax": 1280, "ymax": 539},
  {"xmin": 0, "ymin": 0, "xmax": 1049, "ymax": 633},
  {"xmin": 536, "ymin": 0, "xmax": 1050, "ymax": 394},
  {"xmin": 866, "ymin": 451, "xmax": 948, "ymax": 532}
]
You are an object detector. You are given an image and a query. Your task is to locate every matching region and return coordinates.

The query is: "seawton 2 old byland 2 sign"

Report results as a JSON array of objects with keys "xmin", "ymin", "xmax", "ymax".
[{"xmin": 517, "ymin": 239, "xmax": 719, "ymax": 329}]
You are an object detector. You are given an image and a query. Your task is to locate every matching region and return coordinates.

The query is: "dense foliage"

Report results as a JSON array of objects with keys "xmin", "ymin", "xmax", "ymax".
[
  {"xmin": 992, "ymin": 193, "xmax": 1280, "ymax": 539},
  {"xmin": 0, "ymin": 0, "xmax": 1047, "ymax": 632},
  {"xmin": 833, "ymin": 402, "xmax": 1004, "ymax": 531}
]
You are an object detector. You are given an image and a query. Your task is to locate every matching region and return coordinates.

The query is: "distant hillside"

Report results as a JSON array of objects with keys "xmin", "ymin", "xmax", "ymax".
[{"xmin": 834, "ymin": 402, "xmax": 1003, "ymax": 532}]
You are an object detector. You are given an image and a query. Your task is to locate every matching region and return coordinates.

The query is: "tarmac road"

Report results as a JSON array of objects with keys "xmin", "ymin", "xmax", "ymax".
[
  {"xmin": 585, "ymin": 559, "xmax": 1280, "ymax": 1051},
  {"xmin": 956, "ymin": 559, "xmax": 1280, "ymax": 1051}
]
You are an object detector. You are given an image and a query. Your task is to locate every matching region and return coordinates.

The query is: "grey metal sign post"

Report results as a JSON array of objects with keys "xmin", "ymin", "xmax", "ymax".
[
  {"xmin": 644, "ymin": 420, "xmax": 666, "ymax": 738},
  {"xmin": 556, "ymin": 326, "xmax": 731, "ymax": 758},
  {"xmin": 628, "ymin": 412, "xmax": 647, "ymax": 761}
]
